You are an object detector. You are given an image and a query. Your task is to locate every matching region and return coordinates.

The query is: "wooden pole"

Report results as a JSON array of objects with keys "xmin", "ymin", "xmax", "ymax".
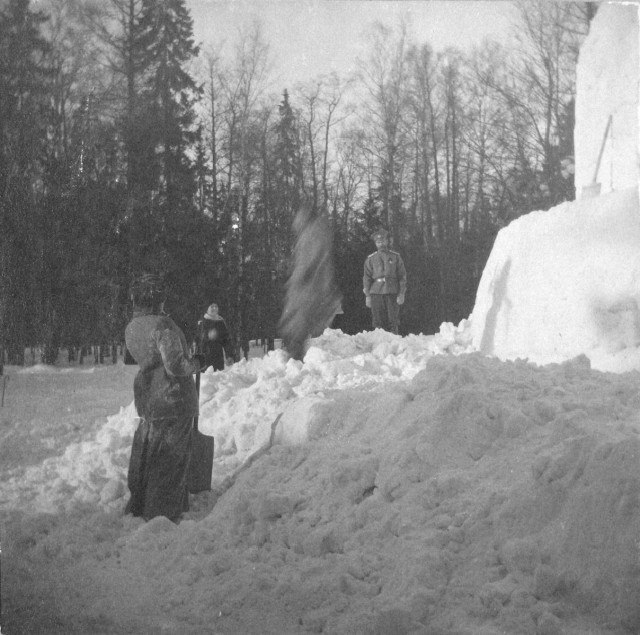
[{"xmin": 592, "ymin": 114, "xmax": 612, "ymax": 184}]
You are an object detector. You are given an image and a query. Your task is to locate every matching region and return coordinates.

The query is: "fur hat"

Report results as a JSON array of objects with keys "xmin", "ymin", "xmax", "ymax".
[
  {"xmin": 371, "ymin": 227, "xmax": 389, "ymax": 241},
  {"xmin": 131, "ymin": 272, "xmax": 166, "ymax": 309},
  {"xmin": 204, "ymin": 303, "xmax": 220, "ymax": 320}
]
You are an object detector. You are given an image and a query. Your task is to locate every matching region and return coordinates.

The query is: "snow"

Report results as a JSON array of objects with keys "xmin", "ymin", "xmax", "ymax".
[
  {"xmin": 5, "ymin": 190, "xmax": 640, "ymax": 634},
  {"xmin": 471, "ymin": 187, "xmax": 640, "ymax": 372},
  {"xmin": 6, "ymin": 7, "xmax": 640, "ymax": 621},
  {"xmin": 3, "ymin": 277, "xmax": 640, "ymax": 633},
  {"xmin": 574, "ymin": 3, "xmax": 640, "ymax": 197}
]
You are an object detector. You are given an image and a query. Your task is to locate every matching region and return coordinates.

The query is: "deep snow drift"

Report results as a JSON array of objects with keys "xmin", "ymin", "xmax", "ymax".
[{"xmin": 3, "ymin": 188, "xmax": 640, "ymax": 633}]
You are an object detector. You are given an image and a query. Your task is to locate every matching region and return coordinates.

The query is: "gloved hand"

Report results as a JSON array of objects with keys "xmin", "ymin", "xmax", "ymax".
[
  {"xmin": 193, "ymin": 353, "xmax": 207, "ymax": 371},
  {"xmin": 365, "ymin": 296, "xmax": 371, "ymax": 309},
  {"xmin": 397, "ymin": 293, "xmax": 405, "ymax": 305}
]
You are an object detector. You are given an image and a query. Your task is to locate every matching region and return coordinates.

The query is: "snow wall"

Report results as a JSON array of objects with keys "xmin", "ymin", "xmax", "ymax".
[
  {"xmin": 470, "ymin": 187, "xmax": 640, "ymax": 372},
  {"xmin": 471, "ymin": 4, "xmax": 640, "ymax": 371},
  {"xmin": 574, "ymin": 3, "xmax": 640, "ymax": 198}
]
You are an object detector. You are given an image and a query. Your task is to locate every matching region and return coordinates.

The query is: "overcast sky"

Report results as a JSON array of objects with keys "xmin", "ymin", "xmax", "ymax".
[{"xmin": 187, "ymin": 0, "xmax": 517, "ymax": 89}]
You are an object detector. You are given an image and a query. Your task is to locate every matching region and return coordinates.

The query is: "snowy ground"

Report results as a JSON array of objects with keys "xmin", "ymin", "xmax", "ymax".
[
  {"xmin": 2, "ymin": 327, "xmax": 639, "ymax": 634},
  {"xmin": 4, "ymin": 187, "xmax": 640, "ymax": 633}
]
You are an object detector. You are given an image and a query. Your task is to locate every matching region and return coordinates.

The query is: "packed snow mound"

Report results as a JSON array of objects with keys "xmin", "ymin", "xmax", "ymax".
[
  {"xmin": 1, "ymin": 327, "xmax": 473, "ymax": 515},
  {"xmin": 471, "ymin": 186, "xmax": 640, "ymax": 372},
  {"xmin": 198, "ymin": 326, "xmax": 472, "ymax": 464},
  {"xmin": 6, "ymin": 353, "xmax": 640, "ymax": 634},
  {"xmin": 129, "ymin": 353, "xmax": 640, "ymax": 633}
]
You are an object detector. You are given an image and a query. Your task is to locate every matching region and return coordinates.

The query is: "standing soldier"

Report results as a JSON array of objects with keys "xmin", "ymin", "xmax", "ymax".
[{"xmin": 363, "ymin": 228, "xmax": 407, "ymax": 334}]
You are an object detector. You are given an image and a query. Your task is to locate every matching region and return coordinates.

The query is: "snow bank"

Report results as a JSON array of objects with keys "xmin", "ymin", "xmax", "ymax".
[
  {"xmin": 471, "ymin": 187, "xmax": 640, "ymax": 371},
  {"xmin": 5, "ymin": 353, "xmax": 640, "ymax": 634},
  {"xmin": 574, "ymin": 3, "xmax": 639, "ymax": 197},
  {"xmin": 0, "ymin": 326, "xmax": 472, "ymax": 516}
]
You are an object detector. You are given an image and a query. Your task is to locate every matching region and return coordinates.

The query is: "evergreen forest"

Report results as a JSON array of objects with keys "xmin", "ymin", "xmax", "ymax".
[{"xmin": 0, "ymin": 0, "xmax": 595, "ymax": 364}]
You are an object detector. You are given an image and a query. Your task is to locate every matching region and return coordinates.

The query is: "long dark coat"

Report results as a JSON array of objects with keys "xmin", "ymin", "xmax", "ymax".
[
  {"xmin": 198, "ymin": 317, "xmax": 232, "ymax": 371},
  {"xmin": 124, "ymin": 310, "xmax": 200, "ymax": 521}
]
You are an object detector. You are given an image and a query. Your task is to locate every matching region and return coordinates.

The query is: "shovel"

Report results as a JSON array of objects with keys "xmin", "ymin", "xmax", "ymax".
[
  {"xmin": 581, "ymin": 114, "xmax": 612, "ymax": 199},
  {"xmin": 188, "ymin": 370, "xmax": 214, "ymax": 493}
]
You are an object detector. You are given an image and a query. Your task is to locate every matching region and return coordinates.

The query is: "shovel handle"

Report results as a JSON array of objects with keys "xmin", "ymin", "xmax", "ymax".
[
  {"xmin": 1, "ymin": 375, "xmax": 7, "ymax": 407},
  {"xmin": 194, "ymin": 371, "xmax": 201, "ymax": 432},
  {"xmin": 592, "ymin": 114, "xmax": 612, "ymax": 184},
  {"xmin": 193, "ymin": 322, "xmax": 203, "ymax": 432}
]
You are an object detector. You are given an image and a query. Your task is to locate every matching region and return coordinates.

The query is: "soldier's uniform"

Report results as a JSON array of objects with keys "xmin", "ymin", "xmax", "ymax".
[{"xmin": 363, "ymin": 230, "xmax": 407, "ymax": 334}]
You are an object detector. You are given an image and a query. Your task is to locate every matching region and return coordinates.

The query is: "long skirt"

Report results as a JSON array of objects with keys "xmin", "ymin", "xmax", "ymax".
[{"xmin": 125, "ymin": 415, "xmax": 193, "ymax": 522}]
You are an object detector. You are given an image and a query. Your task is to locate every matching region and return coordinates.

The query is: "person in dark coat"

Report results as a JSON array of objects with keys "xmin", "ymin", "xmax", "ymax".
[
  {"xmin": 363, "ymin": 228, "xmax": 407, "ymax": 334},
  {"xmin": 197, "ymin": 303, "xmax": 235, "ymax": 371},
  {"xmin": 124, "ymin": 273, "xmax": 204, "ymax": 522}
]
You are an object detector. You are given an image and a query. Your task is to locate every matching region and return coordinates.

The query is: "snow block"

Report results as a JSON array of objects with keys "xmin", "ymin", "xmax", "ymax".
[{"xmin": 470, "ymin": 187, "xmax": 640, "ymax": 371}]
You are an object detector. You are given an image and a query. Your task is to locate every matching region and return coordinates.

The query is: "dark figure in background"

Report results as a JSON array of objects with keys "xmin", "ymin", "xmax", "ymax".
[
  {"xmin": 363, "ymin": 228, "xmax": 407, "ymax": 334},
  {"xmin": 198, "ymin": 303, "xmax": 235, "ymax": 371},
  {"xmin": 124, "ymin": 273, "xmax": 204, "ymax": 522}
]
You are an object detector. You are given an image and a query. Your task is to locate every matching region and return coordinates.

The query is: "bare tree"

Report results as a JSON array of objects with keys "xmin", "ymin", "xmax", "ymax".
[
  {"xmin": 494, "ymin": 0, "xmax": 588, "ymax": 207},
  {"xmin": 215, "ymin": 20, "xmax": 274, "ymax": 353},
  {"xmin": 358, "ymin": 20, "xmax": 411, "ymax": 237},
  {"xmin": 333, "ymin": 128, "xmax": 367, "ymax": 234},
  {"xmin": 440, "ymin": 47, "xmax": 465, "ymax": 243},
  {"xmin": 294, "ymin": 72, "xmax": 351, "ymax": 216},
  {"xmin": 407, "ymin": 43, "xmax": 441, "ymax": 248}
]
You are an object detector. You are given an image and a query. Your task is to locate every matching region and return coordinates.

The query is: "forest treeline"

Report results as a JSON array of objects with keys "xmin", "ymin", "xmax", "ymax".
[{"xmin": 0, "ymin": 0, "xmax": 594, "ymax": 364}]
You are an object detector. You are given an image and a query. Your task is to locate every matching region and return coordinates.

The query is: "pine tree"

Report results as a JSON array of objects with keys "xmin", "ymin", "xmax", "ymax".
[
  {"xmin": 273, "ymin": 89, "xmax": 303, "ymax": 267},
  {"xmin": 0, "ymin": 0, "xmax": 52, "ymax": 363},
  {"xmin": 275, "ymin": 90, "xmax": 298, "ymax": 192},
  {"xmin": 134, "ymin": 0, "xmax": 201, "ymax": 209},
  {"xmin": 127, "ymin": 0, "xmax": 204, "ymax": 334}
]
